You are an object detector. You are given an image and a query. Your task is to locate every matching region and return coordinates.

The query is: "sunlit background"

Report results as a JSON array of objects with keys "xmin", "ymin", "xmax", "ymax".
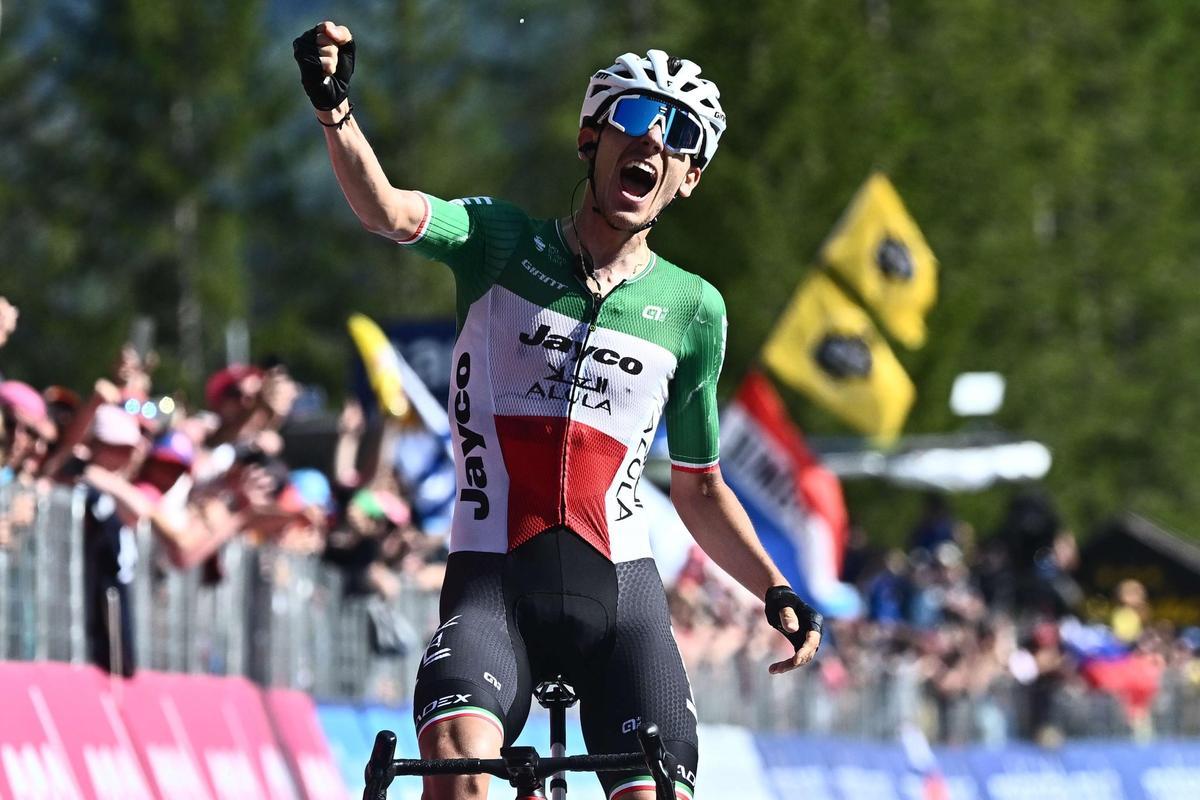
[{"xmin": 3, "ymin": 2, "xmax": 1200, "ymax": 798}]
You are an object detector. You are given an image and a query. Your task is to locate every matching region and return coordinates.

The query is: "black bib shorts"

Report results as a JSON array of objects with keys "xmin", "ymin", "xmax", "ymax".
[{"xmin": 412, "ymin": 527, "xmax": 699, "ymax": 798}]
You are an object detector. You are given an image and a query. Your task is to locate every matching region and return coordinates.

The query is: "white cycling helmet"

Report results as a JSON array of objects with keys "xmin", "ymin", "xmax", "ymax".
[{"xmin": 580, "ymin": 49, "xmax": 726, "ymax": 170}]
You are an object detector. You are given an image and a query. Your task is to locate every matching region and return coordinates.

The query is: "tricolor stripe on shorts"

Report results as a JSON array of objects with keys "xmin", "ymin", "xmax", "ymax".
[
  {"xmin": 609, "ymin": 776, "xmax": 694, "ymax": 800},
  {"xmin": 416, "ymin": 705, "xmax": 504, "ymax": 741}
]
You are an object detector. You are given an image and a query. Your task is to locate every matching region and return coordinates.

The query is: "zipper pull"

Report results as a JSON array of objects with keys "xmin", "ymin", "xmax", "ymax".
[{"xmin": 589, "ymin": 291, "xmax": 601, "ymax": 331}]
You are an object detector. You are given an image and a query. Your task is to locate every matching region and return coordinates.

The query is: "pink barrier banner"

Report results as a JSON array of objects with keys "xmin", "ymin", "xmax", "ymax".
[
  {"xmin": 115, "ymin": 672, "xmax": 216, "ymax": 800},
  {"xmin": 0, "ymin": 661, "xmax": 152, "ymax": 800},
  {"xmin": 264, "ymin": 689, "xmax": 352, "ymax": 800},
  {"xmin": 0, "ymin": 665, "xmax": 346, "ymax": 800},
  {"xmin": 136, "ymin": 672, "xmax": 298, "ymax": 800}
]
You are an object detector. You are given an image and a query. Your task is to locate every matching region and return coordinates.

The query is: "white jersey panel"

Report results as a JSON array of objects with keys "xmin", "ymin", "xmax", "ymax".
[
  {"xmin": 486, "ymin": 286, "xmax": 678, "ymax": 444},
  {"xmin": 606, "ymin": 407, "xmax": 664, "ymax": 564},
  {"xmin": 447, "ymin": 291, "xmax": 510, "ymax": 555}
]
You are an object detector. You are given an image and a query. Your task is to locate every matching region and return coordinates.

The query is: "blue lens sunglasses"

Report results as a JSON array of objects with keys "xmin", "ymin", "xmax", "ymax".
[{"xmin": 602, "ymin": 94, "xmax": 704, "ymax": 156}]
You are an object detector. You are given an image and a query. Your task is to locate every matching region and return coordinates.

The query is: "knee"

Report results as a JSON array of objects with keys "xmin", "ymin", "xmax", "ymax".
[
  {"xmin": 419, "ymin": 718, "xmax": 502, "ymax": 800},
  {"xmin": 419, "ymin": 717, "xmax": 501, "ymax": 759}
]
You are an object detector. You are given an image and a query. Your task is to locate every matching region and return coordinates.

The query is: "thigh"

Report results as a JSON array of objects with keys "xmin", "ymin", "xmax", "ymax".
[
  {"xmin": 579, "ymin": 559, "xmax": 698, "ymax": 799},
  {"xmin": 412, "ymin": 552, "xmax": 532, "ymax": 747}
]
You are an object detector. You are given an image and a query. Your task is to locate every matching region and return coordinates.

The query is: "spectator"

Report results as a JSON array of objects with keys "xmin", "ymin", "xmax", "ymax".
[
  {"xmin": 73, "ymin": 404, "xmax": 144, "ymax": 677},
  {"xmin": 908, "ymin": 492, "xmax": 958, "ymax": 554},
  {"xmin": 1111, "ymin": 579, "xmax": 1150, "ymax": 644},
  {"xmin": 867, "ymin": 549, "xmax": 910, "ymax": 625},
  {"xmin": 131, "ymin": 429, "xmax": 240, "ymax": 570},
  {"xmin": 205, "ymin": 362, "xmax": 298, "ymax": 452},
  {"xmin": 998, "ymin": 488, "xmax": 1061, "ymax": 576},
  {"xmin": 325, "ymin": 488, "xmax": 397, "ymax": 597},
  {"xmin": 1030, "ymin": 530, "xmax": 1084, "ymax": 617},
  {"xmin": 275, "ymin": 467, "xmax": 334, "ymax": 554},
  {"xmin": 1, "ymin": 380, "xmax": 57, "ymax": 485}
]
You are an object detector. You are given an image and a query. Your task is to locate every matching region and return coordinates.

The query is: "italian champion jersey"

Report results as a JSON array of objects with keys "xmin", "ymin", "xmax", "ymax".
[{"xmin": 401, "ymin": 193, "xmax": 727, "ymax": 563}]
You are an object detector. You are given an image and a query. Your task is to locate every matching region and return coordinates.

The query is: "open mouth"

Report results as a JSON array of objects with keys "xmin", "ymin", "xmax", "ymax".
[{"xmin": 619, "ymin": 161, "xmax": 658, "ymax": 200}]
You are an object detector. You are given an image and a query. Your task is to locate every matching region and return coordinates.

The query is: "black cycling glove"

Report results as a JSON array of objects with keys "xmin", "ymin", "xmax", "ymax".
[
  {"xmin": 764, "ymin": 585, "xmax": 823, "ymax": 651},
  {"xmin": 292, "ymin": 26, "xmax": 356, "ymax": 110}
]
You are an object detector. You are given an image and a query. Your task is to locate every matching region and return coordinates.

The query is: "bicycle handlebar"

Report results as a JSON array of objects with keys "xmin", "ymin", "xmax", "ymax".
[
  {"xmin": 362, "ymin": 730, "xmax": 397, "ymax": 800},
  {"xmin": 390, "ymin": 750, "xmax": 647, "ymax": 777},
  {"xmin": 363, "ymin": 723, "xmax": 677, "ymax": 800}
]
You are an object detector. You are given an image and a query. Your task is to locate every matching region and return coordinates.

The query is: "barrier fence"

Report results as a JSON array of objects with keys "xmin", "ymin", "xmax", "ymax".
[{"xmin": 2, "ymin": 482, "xmax": 1199, "ymax": 746}]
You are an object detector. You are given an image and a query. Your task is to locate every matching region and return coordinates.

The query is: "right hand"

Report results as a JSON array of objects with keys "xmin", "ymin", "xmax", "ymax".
[{"xmin": 292, "ymin": 21, "xmax": 356, "ymax": 111}]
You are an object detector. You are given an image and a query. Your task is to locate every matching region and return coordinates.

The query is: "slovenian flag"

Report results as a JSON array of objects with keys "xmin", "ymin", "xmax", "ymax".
[{"xmin": 719, "ymin": 369, "xmax": 861, "ymax": 618}]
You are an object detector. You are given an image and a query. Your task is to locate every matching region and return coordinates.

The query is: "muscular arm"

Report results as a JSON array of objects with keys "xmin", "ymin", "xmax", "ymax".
[
  {"xmin": 670, "ymin": 467, "xmax": 787, "ymax": 599},
  {"xmin": 670, "ymin": 466, "xmax": 821, "ymax": 672},
  {"xmin": 309, "ymin": 23, "xmax": 426, "ymax": 240}
]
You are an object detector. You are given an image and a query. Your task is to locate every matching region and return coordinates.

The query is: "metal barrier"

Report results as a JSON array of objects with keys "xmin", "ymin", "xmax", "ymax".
[
  {"xmin": 1, "ymin": 482, "xmax": 86, "ymax": 663},
  {"xmin": 1, "ymin": 483, "xmax": 1198, "ymax": 744}
]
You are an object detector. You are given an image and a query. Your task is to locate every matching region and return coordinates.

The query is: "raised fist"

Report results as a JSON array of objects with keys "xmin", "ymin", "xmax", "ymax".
[{"xmin": 293, "ymin": 21, "xmax": 356, "ymax": 111}]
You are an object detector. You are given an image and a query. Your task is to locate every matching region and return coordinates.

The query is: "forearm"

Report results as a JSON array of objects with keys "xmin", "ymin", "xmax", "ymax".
[
  {"xmin": 83, "ymin": 466, "xmax": 150, "ymax": 522},
  {"xmin": 671, "ymin": 468, "xmax": 788, "ymax": 600},
  {"xmin": 332, "ymin": 429, "xmax": 362, "ymax": 487},
  {"xmin": 43, "ymin": 391, "xmax": 104, "ymax": 477},
  {"xmin": 317, "ymin": 102, "xmax": 424, "ymax": 239},
  {"xmin": 156, "ymin": 508, "xmax": 242, "ymax": 570}
]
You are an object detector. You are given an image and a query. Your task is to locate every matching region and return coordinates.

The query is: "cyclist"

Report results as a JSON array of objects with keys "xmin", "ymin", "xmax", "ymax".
[{"xmin": 294, "ymin": 22, "xmax": 823, "ymax": 800}]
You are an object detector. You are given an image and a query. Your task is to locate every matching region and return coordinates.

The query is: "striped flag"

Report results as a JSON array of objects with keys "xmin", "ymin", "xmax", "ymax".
[{"xmin": 719, "ymin": 370, "xmax": 861, "ymax": 618}]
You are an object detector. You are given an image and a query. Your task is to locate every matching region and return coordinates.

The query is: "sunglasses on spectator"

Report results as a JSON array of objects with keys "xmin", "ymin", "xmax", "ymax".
[
  {"xmin": 4, "ymin": 417, "xmax": 41, "ymax": 440},
  {"xmin": 600, "ymin": 93, "xmax": 705, "ymax": 156}
]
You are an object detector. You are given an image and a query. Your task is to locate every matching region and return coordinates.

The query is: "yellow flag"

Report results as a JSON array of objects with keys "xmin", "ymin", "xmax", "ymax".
[
  {"xmin": 820, "ymin": 172, "xmax": 937, "ymax": 349},
  {"xmin": 347, "ymin": 313, "xmax": 412, "ymax": 419},
  {"xmin": 762, "ymin": 272, "xmax": 914, "ymax": 442}
]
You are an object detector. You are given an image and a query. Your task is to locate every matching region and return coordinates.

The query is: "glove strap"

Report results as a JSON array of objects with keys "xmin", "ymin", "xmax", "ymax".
[
  {"xmin": 764, "ymin": 585, "xmax": 823, "ymax": 650},
  {"xmin": 317, "ymin": 103, "xmax": 355, "ymax": 130}
]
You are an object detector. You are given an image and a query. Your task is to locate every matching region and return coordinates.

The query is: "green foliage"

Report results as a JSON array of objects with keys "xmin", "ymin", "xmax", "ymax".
[{"xmin": 1, "ymin": 0, "xmax": 1197, "ymax": 538}]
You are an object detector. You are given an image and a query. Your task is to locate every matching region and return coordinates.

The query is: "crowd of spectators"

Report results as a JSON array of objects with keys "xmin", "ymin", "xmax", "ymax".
[
  {"xmin": 4, "ymin": 294, "xmax": 1200, "ymax": 743},
  {"xmin": 0, "ymin": 296, "xmax": 446, "ymax": 676},
  {"xmin": 666, "ymin": 490, "xmax": 1200, "ymax": 744}
]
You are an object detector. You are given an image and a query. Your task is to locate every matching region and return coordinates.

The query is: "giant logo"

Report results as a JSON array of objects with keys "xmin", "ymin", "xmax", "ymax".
[{"xmin": 518, "ymin": 324, "xmax": 644, "ymax": 375}]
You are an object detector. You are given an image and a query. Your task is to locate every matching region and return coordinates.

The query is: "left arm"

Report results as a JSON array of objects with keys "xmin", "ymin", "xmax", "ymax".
[
  {"xmin": 665, "ymin": 278, "xmax": 820, "ymax": 673},
  {"xmin": 671, "ymin": 466, "xmax": 821, "ymax": 673},
  {"xmin": 670, "ymin": 466, "xmax": 785, "ymax": 599}
]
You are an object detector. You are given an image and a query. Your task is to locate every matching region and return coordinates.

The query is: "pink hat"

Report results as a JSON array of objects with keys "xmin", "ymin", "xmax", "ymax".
[
  {"xmin": 92, "ymin": 404, "xmax": 141, "ymax": 447},
  {"xmin": 0, "ymin": 380, "xmax": 48, "ymax": 424},
  {"xmin": 0, "ymin": 380, "xmax": 55, "ymax": 439}
]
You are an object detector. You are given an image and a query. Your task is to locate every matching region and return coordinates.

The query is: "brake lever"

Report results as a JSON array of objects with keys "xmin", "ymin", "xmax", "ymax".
[
  {"xmin": 363, "ymin": 730, "xmax": 397, "ymax": 800},
  {"xmin": 635, "ymin": 723, "xmax": 677, "ymax": 800}
]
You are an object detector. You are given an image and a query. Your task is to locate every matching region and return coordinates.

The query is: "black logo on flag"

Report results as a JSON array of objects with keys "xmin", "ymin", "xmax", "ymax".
[
  {"xmin": 814, "ymin": 335, "xmax": 873, "ymax": 379},
  {"xmin": 876, "ymin": 235, "xmax": 914, "ymax": 281}
]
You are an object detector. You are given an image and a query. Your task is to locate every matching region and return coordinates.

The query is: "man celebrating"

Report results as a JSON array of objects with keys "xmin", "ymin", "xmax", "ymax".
[{"xmin": 294, "ymin": 22, "xmax": 821, "ymax": 800}]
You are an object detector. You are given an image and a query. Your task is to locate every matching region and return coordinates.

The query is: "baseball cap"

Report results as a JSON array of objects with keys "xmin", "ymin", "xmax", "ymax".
[
  {"xmin": 92, "ymin": 404, "xmax": 141, "ymax": 447},
  {"xmin": 204, "ymin": 364, "xmax": 263, "ymax": 410},
  {"xmin": 1, "ymin": 380, "xmax": 56, "ymax": 439},
  {"xmin": 288, "ymin": 468, "xmax": 334, "ymax": 513},
  {"xmin": 148, "ymin": 430, "xmax": 195, "ymax": 471},
  {"xmin": 42, "ymin": 385, "xmax": 82, "ymax": 412},
  {"xmin": 351, "ymin": 488, "xmax": 412, "ymax": 528}
]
